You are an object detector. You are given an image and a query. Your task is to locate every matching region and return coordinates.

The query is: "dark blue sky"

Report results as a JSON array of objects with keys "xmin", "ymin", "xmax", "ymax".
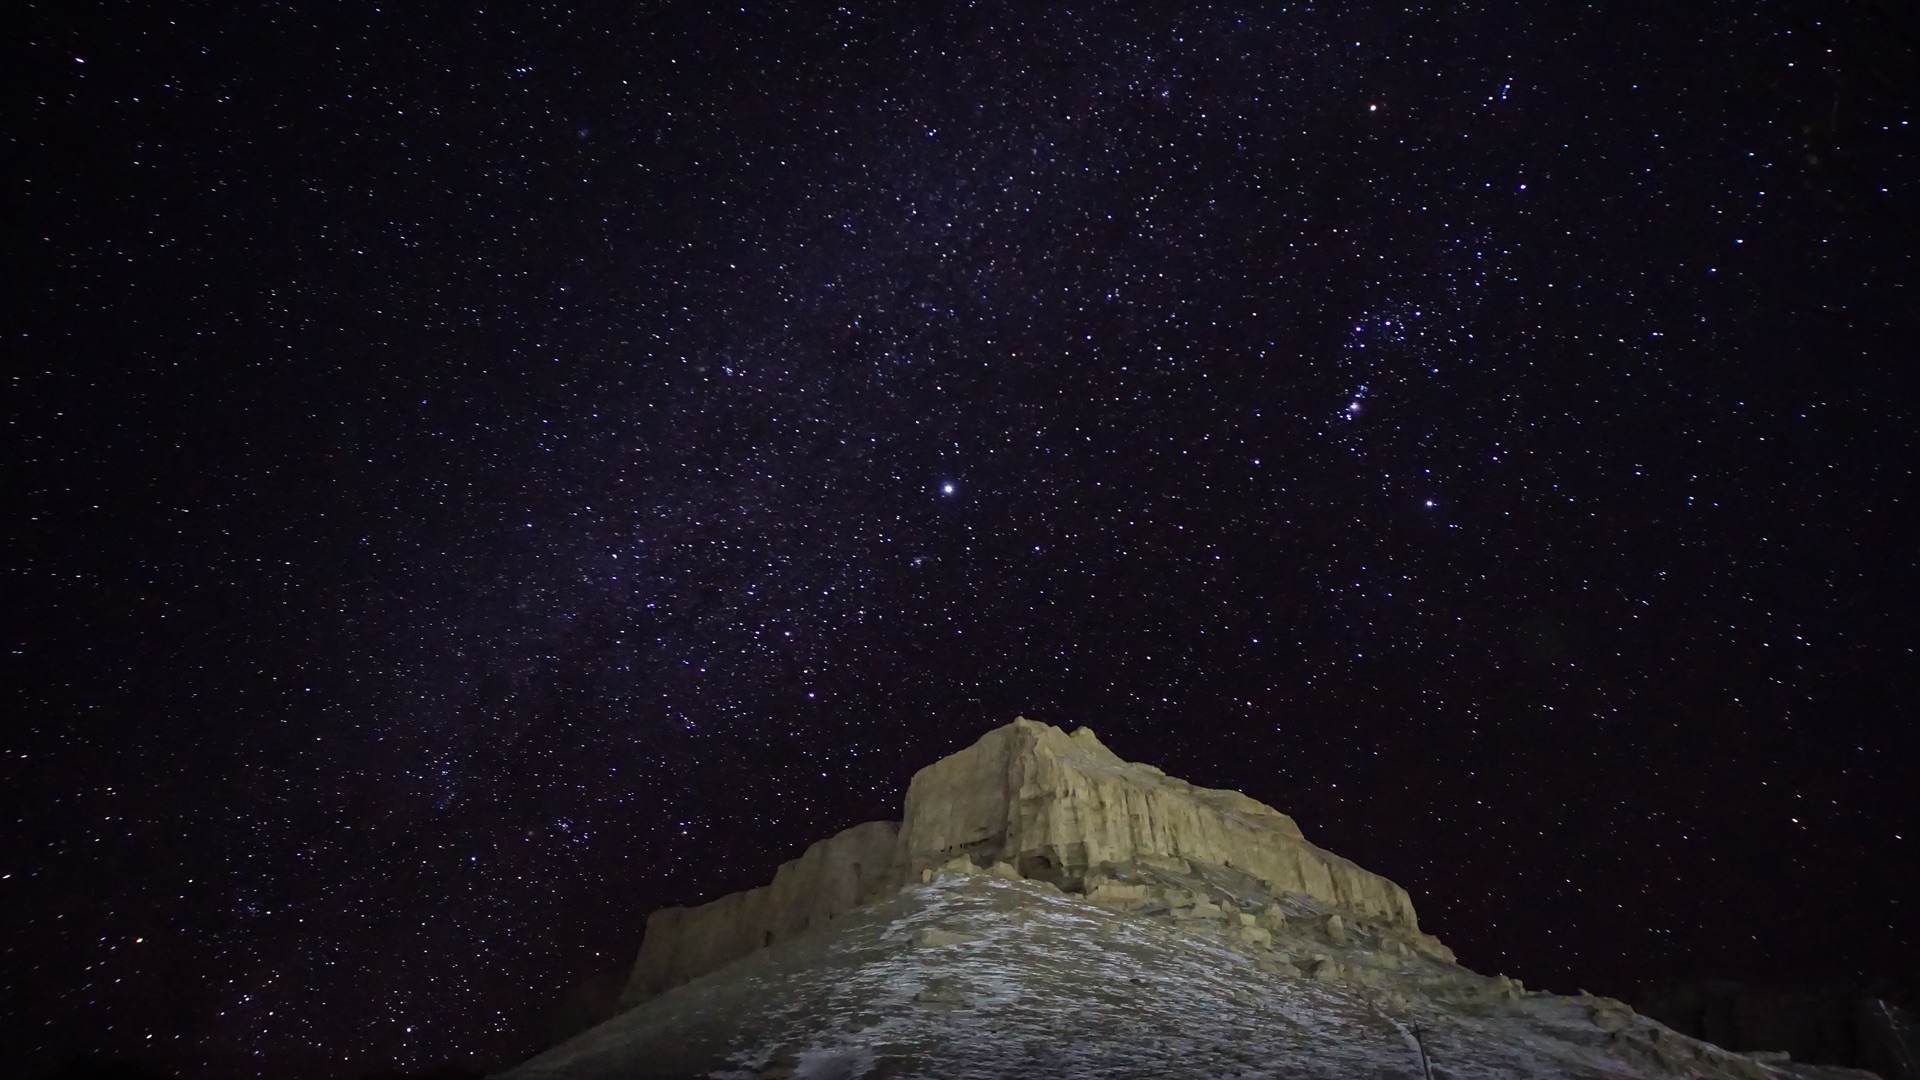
[{"xmin": 9, "ymin": 2, "xmax": 1917, "ymax": 1077}]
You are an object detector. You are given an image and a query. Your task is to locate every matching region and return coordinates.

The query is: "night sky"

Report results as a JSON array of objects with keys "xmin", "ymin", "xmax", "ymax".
[{"xmin": 9, "ymin": 2, "xmax": 1918, "ymax": 1077}]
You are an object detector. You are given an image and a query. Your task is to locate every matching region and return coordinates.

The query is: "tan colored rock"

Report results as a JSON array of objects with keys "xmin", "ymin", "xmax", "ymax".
[
  {"xmin": 1408, "ymin": 931, "xmax": 1457, "ymax": 963},
  {"xmin": 620, "ymin": 820, "xmax": 900, "ymax": 1006},
  {"xmin": 1084, "ymin": 879, "xmax": 1153, "ymax": 910},
  {"xmin": 620, "ymin": 717, "xmax": 1434, "ymax": 1006},
  {"xmin": 1323, "ymin": 913, "xmax": 1350, "ymax": 945},
  {"xmin": 898, "ymin": 719, "xmax": 1421, "ymax": 929}
]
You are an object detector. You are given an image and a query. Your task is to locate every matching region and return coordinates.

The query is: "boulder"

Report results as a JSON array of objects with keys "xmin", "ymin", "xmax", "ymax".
[{"xmin": 1323, "ymin": 913, "xmax": 1350, "ymax": 945}]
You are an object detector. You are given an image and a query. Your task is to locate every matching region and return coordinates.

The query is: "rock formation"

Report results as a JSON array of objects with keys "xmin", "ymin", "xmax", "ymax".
[
  {"xmin": 622, "ymin": 718, "xmax": 1440, "ymax": 1007},
  {"xmin": 1633, "ymin": 982, "xmax": 1920, "ymax": 1080},
  {"xmin": 899, "ymin": 719, "xmax": 1423, "ymax": 927},
  {"xmin": 625, "ymin": 819, "xmax": 902, "ymax": 1003},
  {"xmin": 503, "ymin": 718, "xmax": 1881, "ymax": 1079}
]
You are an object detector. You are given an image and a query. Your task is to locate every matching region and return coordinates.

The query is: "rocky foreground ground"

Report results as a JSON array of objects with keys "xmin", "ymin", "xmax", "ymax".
[
  {"xmin": 497, "ymin": 720, "xmax": 1887, "ymax": 1079},
  {"xmin": 501, "ymin": 868, "xmax": 1874, "ymax": 1080}
]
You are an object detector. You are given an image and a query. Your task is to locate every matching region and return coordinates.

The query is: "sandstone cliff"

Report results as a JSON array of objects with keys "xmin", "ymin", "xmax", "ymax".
[
  {"xmin": 621, "ymin": 717, "xmax": 1433, "ymax": 1007},
  {"xmin": 900, "ymin": 718, "xmax": 1421, "ymax": 926},
  {"xmin": 625, "ymin": 819, "xmax": 901, "ymax": 1002},
  {"xmin": 508, "ymin": 717, "xmax": 1877, "ymax": 1080}
]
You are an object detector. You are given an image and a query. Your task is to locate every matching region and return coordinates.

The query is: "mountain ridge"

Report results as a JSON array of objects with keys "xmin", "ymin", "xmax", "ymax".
[
  {"xmin": 621, "ymin": 717, "xmax": 1439, "ymax": 1008},
  {"xmin": 501, "ymin": 718, "xmax": 1882, "ymax": 1080}
]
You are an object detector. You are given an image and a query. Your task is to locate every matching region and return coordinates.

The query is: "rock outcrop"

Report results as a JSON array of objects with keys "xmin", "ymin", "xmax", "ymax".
[
  {"xmin": 501, "ymin": 716, "xmax": 1878, "ymax": 1080},
  {"xmin": 508, "ymin": 873, "xmax": 1873, "ymax": 1080},
  {"xmin": 899, "ymin": 718, "xmax": 1422, "ymax": 926},
  {"xmin": 625, "ymin": 819, "xmax": 901, "ymax": 1003},
  {"xmin": 621, "ymin": 718, "xmax": 1437, "ymax": 1007}
]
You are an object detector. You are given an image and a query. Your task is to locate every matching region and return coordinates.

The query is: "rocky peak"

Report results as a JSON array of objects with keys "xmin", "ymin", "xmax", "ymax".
[
  {"xmin": 623, "ymin": 717, "xmax": 1439, "ymax": 1007},
  {"xmin": 507, "ymin": 718, "xmax": 1878, "ymax": 1080},
  {"xmin": 900, "ymin": 717, "xmax": 1422, "ymax": 927}
]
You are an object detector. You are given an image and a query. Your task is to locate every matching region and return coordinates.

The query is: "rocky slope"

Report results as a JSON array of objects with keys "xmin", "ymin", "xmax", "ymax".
[
  {"xmin": 499, "ymin": 719, "xmax": 1880, "ymax": 1079},
  {"xmin": 622, "ymin": 718, "xmax": 1432, "ymax": 1006},
  {"xmin": 1632, "ymin": 982, "xmax": 1919, "ymax": 1080}
]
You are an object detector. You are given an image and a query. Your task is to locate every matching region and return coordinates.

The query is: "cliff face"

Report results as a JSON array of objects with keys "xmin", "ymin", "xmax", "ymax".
[
  {"xmin": 625, "ymin": 819, "xmax": 900, "ymax": 1003},
  {"xmin": 621, "ymin": 717, "xmax": 1425, "ymax": 1007},
  {"xmin": 511, "ymin": 718, "xmax": 1878, "ymax": 1080},
  {"xmin": 899, "ymin": 719, "xmax": 1421, "ymax": 927}
]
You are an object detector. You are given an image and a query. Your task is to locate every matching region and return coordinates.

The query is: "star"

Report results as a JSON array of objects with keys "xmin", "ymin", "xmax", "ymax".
[{"xmin": 13, "ymin": 4, "xmax": 1908, "ymax": 1075}]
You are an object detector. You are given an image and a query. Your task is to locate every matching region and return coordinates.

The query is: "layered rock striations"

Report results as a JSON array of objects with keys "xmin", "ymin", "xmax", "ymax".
[
  {"xmin": 625, "ymin": 819, "xmax": 901, "ymax": 1003},
  {"xmin": 506, "ymin": 716, "xmax": 1877, "ymax": 1080},
  {"xmin": 622, "ymin": 717, "xmax": 1437, "ymax": 1008},
  {"xmin": 899, "ymin": 718, "xmax": 1422, "ymax": 927}
]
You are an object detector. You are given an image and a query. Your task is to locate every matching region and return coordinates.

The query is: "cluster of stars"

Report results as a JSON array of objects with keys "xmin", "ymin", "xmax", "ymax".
[{"xmin": 8, "ymin": 3, "xmax": 1916, "ymax": 1078}]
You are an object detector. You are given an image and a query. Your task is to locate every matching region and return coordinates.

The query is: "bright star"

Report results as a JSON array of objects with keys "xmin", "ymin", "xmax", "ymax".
[{"xmin": 941, "ymin": 482, "xmax": 956, "ymax": 495}]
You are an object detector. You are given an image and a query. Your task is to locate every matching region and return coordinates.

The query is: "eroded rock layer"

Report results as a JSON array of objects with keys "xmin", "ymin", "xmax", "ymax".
[
  {"xmin": 900, "ymin": 719, "xmax": 1421, "ymax": 927},
  {"xmin": 514, "ymin": 874, "xmax": 1867, "ymax": 1080},
  {"xmin": 621, "ymin": 717, "xmax": 1427, "ymax": 1006},
  {"xmin": 624, "ymin": 819, "xmax": 900, "ymax": 1003}
]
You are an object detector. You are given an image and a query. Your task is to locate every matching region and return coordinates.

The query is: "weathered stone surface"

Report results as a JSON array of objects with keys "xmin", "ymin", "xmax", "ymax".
[
  {"xmin": 898, "ymin": 718, "xmax": 1422, "ymax": 928},
  {"xmin": 507, "ymin": 875, "xmax": 1840, "ymax": 1080},
  {"xmin": 619, "ymin": 717, "xmax": 1429, "ymax": 1006},
  {"xmin": 1633, "ymin": 980, "xmax": 1920, "ymax": 1080},
  {"xmin": 619, "ymin": 819, "xmax": 900, "ymax": 1005},
  {"xmin": 515, "ymin": 719, "xmax": 1889, "ymax": 1080}
]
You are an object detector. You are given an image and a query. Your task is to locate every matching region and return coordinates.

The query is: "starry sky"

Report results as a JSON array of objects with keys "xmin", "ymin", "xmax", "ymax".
[{"xmin": 9, "ymin": 2, "xmax": 1918, "ymax": 1077}]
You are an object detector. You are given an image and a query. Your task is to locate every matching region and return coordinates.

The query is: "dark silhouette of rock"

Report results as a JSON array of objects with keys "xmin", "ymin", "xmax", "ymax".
[
  {"xmin": 1633, "ymin": 981, "xmax": 1920, "ymax": 1079},
  {"xmin": 536, "ymin": 966, "xmax": 627, "ymax": 1046}
]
